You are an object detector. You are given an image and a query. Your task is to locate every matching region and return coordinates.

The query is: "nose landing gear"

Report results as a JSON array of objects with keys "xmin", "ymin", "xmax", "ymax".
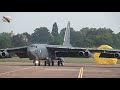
[{"xmin": 33, "ymin": 60, "xmax": 40, "ymax": 66}]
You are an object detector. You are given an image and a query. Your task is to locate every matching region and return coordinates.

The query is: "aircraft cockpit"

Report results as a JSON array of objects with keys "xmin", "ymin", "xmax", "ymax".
[{"xmin": 30, "ymin": 45, "xmax": 37, "ymax": 48}]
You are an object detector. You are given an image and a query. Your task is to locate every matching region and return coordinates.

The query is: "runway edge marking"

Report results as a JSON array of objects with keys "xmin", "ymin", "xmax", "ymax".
[
  {"xmin": 78, "ymin": 67, "xmax": 84, "ymax": 78},
  {"xmin": 0, "ymin": 66, "xmax": 34, "ymax": 76}
]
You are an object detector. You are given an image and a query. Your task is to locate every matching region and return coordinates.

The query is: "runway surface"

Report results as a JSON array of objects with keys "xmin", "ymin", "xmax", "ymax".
[{"xmin": 0, "ymin": 62, "xmax": 120, "ymax": 78}]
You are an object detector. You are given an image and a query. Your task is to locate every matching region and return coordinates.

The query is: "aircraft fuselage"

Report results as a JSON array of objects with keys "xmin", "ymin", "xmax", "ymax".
[{"xmin": 27, "ymin": 44, "xmax": 49, "ymax": 60}]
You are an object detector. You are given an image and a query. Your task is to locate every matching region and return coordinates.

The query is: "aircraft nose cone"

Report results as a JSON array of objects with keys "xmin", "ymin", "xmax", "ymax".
[{"xmin": 27, "ymin": 47, "xmax": 35, "ymax": 58}]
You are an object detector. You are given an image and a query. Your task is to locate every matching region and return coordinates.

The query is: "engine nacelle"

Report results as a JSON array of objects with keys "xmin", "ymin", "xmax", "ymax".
[
  {"xmin": 84, "ymin": 51, "xmax": 92, "ymax": 57},
  {"xmin": 114, "ymin": 53, "xmax": 120, "ymax": 58},
  {"xmin": 78, "ymin": 51, "xmax": 84, "ymax": 56},
  {"xmin": 78, "ymin": 51, "xmax": 92, "ymax": 58},
  {"xmin": 0, "ymin": 51, "xmax": 10, "ymax": 58}
]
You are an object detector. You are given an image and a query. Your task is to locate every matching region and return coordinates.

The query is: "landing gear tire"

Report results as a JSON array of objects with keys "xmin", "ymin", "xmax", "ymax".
[
  {"xmin": 52, "ymin": 61, "xmax": 54, "ymax": 66},
  {"xmin": 38, "ymin": 61, "xmax": 40, "ymax": 66},
  {"xmin": 58, "ymin": 61, "xmax": 60, "ymax": 66},
  {"xmin": 33, "ymin": 60, "xmax": 35, "ymax": 64},
  {"xmin": 47, "ymin": 58, "xmax": 51, "ymax": 66},
  {"xmin": 44, "ymin": 61, "xmax": 47, "ymax": 66},
  {"xmin": 60, "ymin": 61, "xmax": 64, "ymax": 66},
  {"xmin": 57, "ymin": 57, "xmax": 64, "ymax": 66}
]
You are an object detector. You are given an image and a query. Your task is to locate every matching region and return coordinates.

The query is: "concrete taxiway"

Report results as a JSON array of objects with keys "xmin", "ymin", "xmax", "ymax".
[{"xmin": 0, "ymin": 62, "xmax": 120, "ymax": 78}]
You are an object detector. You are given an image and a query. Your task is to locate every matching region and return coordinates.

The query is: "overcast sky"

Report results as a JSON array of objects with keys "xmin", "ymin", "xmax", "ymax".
[{"xmin": 0, "ymin": 12, "xmax": 120, "ymax": 34}]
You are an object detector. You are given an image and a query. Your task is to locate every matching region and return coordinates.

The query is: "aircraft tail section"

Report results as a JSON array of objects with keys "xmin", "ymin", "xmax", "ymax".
[{"xmin": 63, "ymin": 21, "xmax": 71, "ymax": 46}]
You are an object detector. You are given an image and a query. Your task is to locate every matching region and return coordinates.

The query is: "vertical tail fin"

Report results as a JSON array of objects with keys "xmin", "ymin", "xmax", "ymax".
[{"xmin": 63, "ymin": 21, "xmax": 71, "ymax": 46}]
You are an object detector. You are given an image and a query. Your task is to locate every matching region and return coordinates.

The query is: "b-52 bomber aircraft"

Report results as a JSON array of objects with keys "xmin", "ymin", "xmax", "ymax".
[{"xmin": 0, "ymin": 21, "xmax": 120, "ymax": 66}]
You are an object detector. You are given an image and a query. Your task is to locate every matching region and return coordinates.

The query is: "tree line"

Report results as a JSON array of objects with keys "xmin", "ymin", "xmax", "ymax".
[{"xmin": 0, "ymin": 22, "xmax": 120, "ymax": 49}]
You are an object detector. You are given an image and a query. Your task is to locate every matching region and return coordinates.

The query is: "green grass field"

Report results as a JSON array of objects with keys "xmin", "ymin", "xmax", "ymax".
[
  {"xmin": 0, "ymin": 57, "xmax": 31, "ymax": 62},
  {"xmin": 0, "ymin": 57, "xmax": 95, "ymax": 63},
  {"xmin": 0, "ymin": 57, "xmax": 120, "ymax": 64},
  {"xmin": 64, "ymin": 58, "xmax": 95, "ymax": 63}
]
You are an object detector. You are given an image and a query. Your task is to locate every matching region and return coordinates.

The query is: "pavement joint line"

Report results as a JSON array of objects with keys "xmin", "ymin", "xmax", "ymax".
[
  {"xmin": 78, "ymin": 67, "xmax": 84, "ymax": 78},
  {"xmin": 0, "ymin": 66, "xmax": 34, "ymax": 76}
]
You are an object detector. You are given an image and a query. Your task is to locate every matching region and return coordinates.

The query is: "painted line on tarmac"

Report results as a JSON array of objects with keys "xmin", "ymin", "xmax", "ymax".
[
  {"xmin": 78, "ymin": 67, "xmax": 84, "ymax": 78},
  {"xmin": 0, "ymin": 66, "xmax": 34, "ymax": 76},
  {"xmin": 45, "ymin": 68, "xmax": 79, "ymax": 71}
]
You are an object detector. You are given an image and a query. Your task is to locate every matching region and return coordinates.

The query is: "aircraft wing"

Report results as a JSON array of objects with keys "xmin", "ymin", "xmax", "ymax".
[
  {"xmin": 46, "ymin": 45, "xmax": 120, "ymax": 58},
  {"xmin": 0, "ymin": 46, "xmax": 29, "ymax": 58}
]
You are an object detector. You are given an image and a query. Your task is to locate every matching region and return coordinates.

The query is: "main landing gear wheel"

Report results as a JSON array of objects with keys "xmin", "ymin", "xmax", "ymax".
[
  {"xmin": 38, "ymin": 61, "xmax": 40, "ymax": 66},
  {"xmin": 33, "ymin": 60, "xmax": 36, "ymax": 66},
  {"xmin": 52, "ymin": 61, "xmax": 54, "ymax": 66},
  {"xmin": 58, "ymin": 61, "xmax": 60, "ymax": 66},
  {"xmin": 57, "ymin": 57, "xmax": 64, "ymax": 66},
  {"xmin": 60, "ymin": 61, "xmax": 64, "ymax": 66},
  {"xmin": 45, "ymin": 60, "xmax": 54, "ymax": 66},
  {"xmin": 44, "ymin": 61, "xmax": 47, "ymax": 66},
  {"xmin": 46, "ymin": 58, "xmax": 51, "ymax": 66},
  {"xmin": 57, "ymin": 61, "xmax": 64, "ymax": 66},
  {"xmin": 44, "ymin": 60, "xmax": 51, "ymax": 66}
]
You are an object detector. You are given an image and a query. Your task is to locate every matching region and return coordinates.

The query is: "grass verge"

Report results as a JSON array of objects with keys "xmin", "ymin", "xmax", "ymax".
[{"xmin": 0, "ymin": 57, "xmax": 120, "ymax": 64}]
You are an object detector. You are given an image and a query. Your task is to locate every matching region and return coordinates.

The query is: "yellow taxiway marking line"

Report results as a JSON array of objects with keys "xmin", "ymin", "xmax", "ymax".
[
  {"xmin": 78, "ymin": 67, "xmax": 84, "ymax": 78},
  {"xmin": 0, "ymin": 67, "xmax": 34, "ymax": 76}
]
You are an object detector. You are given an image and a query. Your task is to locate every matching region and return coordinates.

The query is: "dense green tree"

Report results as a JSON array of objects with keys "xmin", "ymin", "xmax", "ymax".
[
  {"xmin": 23, "ymin": 32, "xmax": 31, "ymax": 41},
  {"xmin": 11, "ymin": 34, "xmax": 28, "ymax": 47},
  {"xmin": 0, "ymin": 32, "xmax": 12, "ymax": 49},
  {"xmin": 60, "ymin": 28, "xmax": 66, "ymax": 40},
  {"xmin": 112, "ymin": 32, "xmax": 120, "ymax": 49},
  {"xmin": 94, "ymin": 28, "xmax": 114, "ymax": 47},
  {"xmin": 49, "ymin": 22, "xmax": 62, "ymax": 45},
  {"xmin": 1, "ymin": 24, "xmax": 120, "ymax": 49},
  {"xmin": 52, "ymin": 22, "xmax": 58, "ymax": 37},
  {"xmin": 31, "ymin": 27, "xmax": 50, "ymax": 44}
]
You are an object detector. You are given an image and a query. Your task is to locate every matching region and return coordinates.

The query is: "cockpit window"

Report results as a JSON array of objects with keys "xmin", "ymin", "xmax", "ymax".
[{"xmin": 30, "ymin": 45, "xmax": 33, "ymax": 47}]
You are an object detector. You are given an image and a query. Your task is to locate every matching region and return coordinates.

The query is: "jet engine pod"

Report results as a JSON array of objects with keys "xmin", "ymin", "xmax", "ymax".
[
  {"xmin": 78, "ymin": 51, "xmax": 92, "ymax": 58},
  {"xmin": 78, "ymin": 51, "xmax": 84, "ymax": 56},
  {"xmin": 84, "ymin": 51, "xmax": 92, "ymax": 57},
  {"xmin": 114, "ymin": 53, "xmax": 120, "ymax": 58},
  {"xmin": 0, "ymin": 51, "xmax": 9, "ymax": 58}
]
